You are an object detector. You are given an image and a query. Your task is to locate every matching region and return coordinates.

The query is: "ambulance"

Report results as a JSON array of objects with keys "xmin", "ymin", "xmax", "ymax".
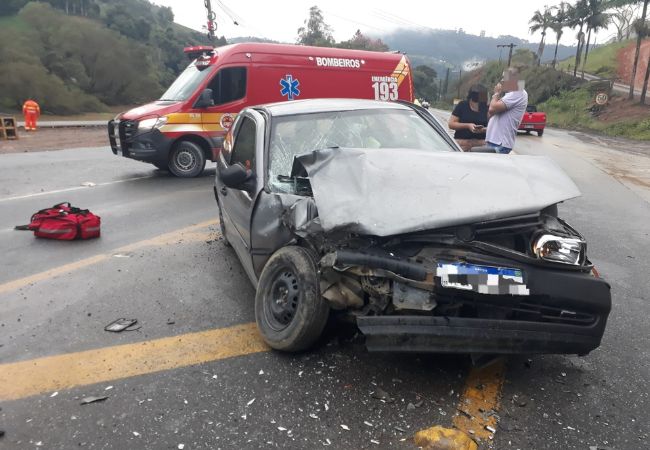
[{"xmin": 108, "ymin": 42, "xmax": 414, "ymax": 177}]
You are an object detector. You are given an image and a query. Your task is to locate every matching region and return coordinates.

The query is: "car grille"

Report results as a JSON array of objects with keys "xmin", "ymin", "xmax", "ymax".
[
  {"xmin": 121, "ymin": 119, "xmax": 137, "ymax": 140},
  {"xmin": 108, "ymin": 119, "xmax": 137, "ymax": 156}
]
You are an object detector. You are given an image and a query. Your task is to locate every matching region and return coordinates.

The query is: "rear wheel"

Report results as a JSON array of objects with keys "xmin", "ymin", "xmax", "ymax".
[
  {"xmin": 537, "ymin": 130, "xmax": 544, "ymax": 137},
  {"xmin": 255, "ymin": 246, "xmax": 329, "ymax": 352},
  {"xmin": 169, "ymin": 140, "xmax": 206, "ymax": 178}
]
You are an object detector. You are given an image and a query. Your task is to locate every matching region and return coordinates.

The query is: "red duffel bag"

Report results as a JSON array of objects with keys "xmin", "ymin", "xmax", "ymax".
[{"xmin": 16, "ymin": 202, "xmax": 101, "ymax": 240}]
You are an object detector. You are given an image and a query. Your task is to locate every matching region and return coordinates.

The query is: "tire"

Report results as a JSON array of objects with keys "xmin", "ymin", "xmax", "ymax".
[
  {"xmin": 168, "ymin": 140, "xmax": 206, "ymax": 178},
  {"xmin": 255, "ymin": 246, "xmax": 329, "ymax": 352},
  {"xmin": 537, "ymin": 130, "xmax": 544, "ymax": 137}
]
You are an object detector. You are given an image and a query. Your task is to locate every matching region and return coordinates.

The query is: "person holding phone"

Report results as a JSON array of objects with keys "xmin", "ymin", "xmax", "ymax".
[
  {"xmin": 448, "ymin": 84, "xmax": 488, "ymax": 151},
  {"xmin": 485, "ymin": 67, "xmax": 528, "ymax": 154}
]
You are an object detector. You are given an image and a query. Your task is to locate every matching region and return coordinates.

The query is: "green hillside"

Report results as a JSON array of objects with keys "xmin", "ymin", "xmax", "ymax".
[
  {"xmin": 0, "ymin": 1, "xmax": 225, "ymax": 115},
  {"xmin": 558, "ymin": 39, "xmax": 630, "ymax": 78}
]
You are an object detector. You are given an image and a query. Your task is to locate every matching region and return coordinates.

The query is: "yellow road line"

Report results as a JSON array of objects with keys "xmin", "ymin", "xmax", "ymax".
[
  {"xmin": 0, "ymin": 322, "xmax": 268, "ymax": 401},
  {"xmin": 452, "ymin": 358, "xmax": 507, "ymax": 441},
  {"xmin": 0, "ymin": 220, "xmax": 218, "ymax": 295},
  {"xmin": 415, "ymin": 358, "xmax": 507, "ymax": 448}
]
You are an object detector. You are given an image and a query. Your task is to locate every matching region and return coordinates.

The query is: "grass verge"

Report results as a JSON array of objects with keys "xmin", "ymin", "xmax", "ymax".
[{"xmin": 540, "ymin": 86, "xmax": 650, "ymax": 140}]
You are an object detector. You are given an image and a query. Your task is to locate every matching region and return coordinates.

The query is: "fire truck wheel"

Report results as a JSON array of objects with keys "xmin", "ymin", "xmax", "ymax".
[{"xmin": 169, "ymin": 140, "xmax": 206, "ymax": 178}]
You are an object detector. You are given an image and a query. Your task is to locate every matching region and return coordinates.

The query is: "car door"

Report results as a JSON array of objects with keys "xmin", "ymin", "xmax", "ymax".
[{"xmin": 217, "ymin": 110, "xmax": 265, "ymax": 282}]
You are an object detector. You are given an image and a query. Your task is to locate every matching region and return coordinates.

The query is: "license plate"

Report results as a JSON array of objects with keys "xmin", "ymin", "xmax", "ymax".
[
  {"xmin": 524, "ymin": 124, "xmax": 534, "ymax": 129},
  {"xmin": 436, "ymin": 262, "xmax": 529, "ymax": 296}
]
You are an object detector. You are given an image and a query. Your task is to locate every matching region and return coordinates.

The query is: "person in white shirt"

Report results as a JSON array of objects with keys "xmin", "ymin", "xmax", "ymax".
[{"xmin": 485, "ymin": 68, "xmax": 528, "ymax": 154}]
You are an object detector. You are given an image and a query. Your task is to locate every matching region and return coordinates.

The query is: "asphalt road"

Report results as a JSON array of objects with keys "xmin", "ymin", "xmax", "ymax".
[{"xmin": 1, "ymin": 126, "xmax": 649, "ymax": 449}]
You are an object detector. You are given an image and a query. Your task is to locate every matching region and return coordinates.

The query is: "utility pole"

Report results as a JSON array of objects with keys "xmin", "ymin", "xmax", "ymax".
[
  {"xmin": 438, "ymin": 79, "xmax": 443, "ymax": 101},
  {"xmin": 204, "ymin": 0, "xmax": 217, "ymax": 41},
  {"xmin": 457, "ymin": 68, "xmax": 462, "ymax": 99},
  {"xmin": 443, "ymin": 67, "xmax": 450, "ymax": 98},
  {"xmin": 497, "ymin": 43, "xmax": 517, "ymax": 67}
]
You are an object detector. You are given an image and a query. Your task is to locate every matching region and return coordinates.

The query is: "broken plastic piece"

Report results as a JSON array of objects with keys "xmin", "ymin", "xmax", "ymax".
[
  {"xmin": 81, "ymin": 396, "xmax": 108, "ymax": 405},
  {"xmin": 104, "ymin": 318, "xmax": 138, "ymax": 332}
]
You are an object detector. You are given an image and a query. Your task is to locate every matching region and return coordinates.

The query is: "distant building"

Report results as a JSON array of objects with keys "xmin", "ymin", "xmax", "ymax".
[{"xmin": 480, "ymin": 30, "xmax": 485, "ymax": 38}]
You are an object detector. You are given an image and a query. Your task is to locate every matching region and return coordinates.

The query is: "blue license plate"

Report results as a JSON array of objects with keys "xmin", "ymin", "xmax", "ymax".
[{"xmin": 436, "ymin": 262, "xmax": 529, "ymax": 296}]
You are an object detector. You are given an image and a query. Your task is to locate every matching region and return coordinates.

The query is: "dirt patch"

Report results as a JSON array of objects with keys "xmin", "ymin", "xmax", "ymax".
[
  {"xmin": 594, "ymin": 94, "xmax": 650, "ymax": 123},
  {"xmin": 616, "ymin": 40, "xmax": 650, "ymax": 89},
  {"xmin": 0, "ymin": 127, "xmax": 107, "ymax": 154}
]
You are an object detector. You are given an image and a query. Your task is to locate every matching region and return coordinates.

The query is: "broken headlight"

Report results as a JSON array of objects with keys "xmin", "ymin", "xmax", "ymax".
[{"xmin": 532, "ymin": 234, "xmax": 586, "ymax": 266}]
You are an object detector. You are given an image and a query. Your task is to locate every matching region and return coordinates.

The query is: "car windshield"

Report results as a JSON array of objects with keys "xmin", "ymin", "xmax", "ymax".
[
  {"xmin": 159, "ymin": 63, "xmax": 212, "ymax": 102},
  {"xmin": 268, "ymin": 108, "xmax": 454, "ymax": 192}
]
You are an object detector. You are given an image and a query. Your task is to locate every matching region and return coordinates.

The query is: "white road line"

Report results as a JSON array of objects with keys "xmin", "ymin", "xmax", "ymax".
[{"xmin": 0, "ymin": 175, "xmax": 155, "ymax": 203}]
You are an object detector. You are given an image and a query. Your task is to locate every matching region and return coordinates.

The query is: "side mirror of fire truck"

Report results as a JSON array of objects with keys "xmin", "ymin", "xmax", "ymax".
[{"xmin": 195, "ymin": 89, "xmax": 215, "ymax": 108}]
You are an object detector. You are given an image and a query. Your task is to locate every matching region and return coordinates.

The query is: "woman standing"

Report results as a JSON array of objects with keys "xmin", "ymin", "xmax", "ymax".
[{"xmin": 448, "ymin": 84, "xmax": 488, "ymax": 151}]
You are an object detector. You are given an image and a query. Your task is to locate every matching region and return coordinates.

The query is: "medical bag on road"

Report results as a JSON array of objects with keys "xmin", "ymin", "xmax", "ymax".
[{"xmin": 16, "ymin": 202, "xmax": 101, "ymax": 240}]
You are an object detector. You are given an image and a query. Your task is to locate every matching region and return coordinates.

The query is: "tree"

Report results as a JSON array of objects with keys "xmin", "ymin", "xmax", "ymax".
[
  {"xmin": 0, "ymin": 0, "xmax": 29, "ymax": 16},
  {"xmin": 639, "ymin": 16, "xmax": 650, "ymax": 102},
  {"xmin": 567, "ymin": 0, "xmax": 590, "ymax": 77},
  {"xmin": 628, "ymin": 0, "xmax": 649, "ymax": 99},
  {"xmin": 581, "ymin": 0, "xmax": 611, "ymax": 77},
  {"xmin": 337, "ymin": 30, "xmax": 389, "ymax": 51},
  {"xmin": 297, "ymin": 6, "xmax": 334, "ymax": 47},
  {"xmin": 610, "ymin": 1, "xmax": 641, "ymax": 40},
  {"xmin": 529, "ymin": 7, "xmax": 554, "ymax": 65},
  {"xmin": 550, "ymin": 2, "xmax": 570, "ymax": 68},
  {"xmin": 412, "ymin": 65, "xmax": 437, "ymax": 101}
]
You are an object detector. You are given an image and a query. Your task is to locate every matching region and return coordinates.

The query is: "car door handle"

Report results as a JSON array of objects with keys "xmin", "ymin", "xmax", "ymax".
[{"xmin": 220, "ymin": 186, "xmax": 228, "ymax": 196}]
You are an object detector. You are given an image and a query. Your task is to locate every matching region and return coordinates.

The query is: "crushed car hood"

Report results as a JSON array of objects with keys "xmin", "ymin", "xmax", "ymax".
[{"xmin": 297, "ymin": 147, "xmax": 581, "ymax": 236}]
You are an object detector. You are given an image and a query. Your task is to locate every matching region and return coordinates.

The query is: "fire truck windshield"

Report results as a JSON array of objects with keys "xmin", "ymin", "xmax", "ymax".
[{"xmin": 159, "ymin": 63, "xmax": 212, "ymax": 102}]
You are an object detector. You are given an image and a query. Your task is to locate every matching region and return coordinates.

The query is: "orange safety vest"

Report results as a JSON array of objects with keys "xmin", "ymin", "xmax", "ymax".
[{"xmin": 23, "ymin": 100, "xmax": 40, "ymax": 116}]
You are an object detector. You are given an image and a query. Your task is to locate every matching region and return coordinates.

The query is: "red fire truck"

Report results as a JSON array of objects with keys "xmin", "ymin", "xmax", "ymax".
[{"xmin": 108, "ymin": 43, "xmax": 415, "ymax": 177}]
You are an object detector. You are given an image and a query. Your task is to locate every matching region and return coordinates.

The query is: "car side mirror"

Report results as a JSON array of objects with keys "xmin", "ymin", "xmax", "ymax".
[
  {"xmin": 220, "ymin": 163, "xmax": 254, "ymax": 189},
  {"xmin": 467, "ymin": 145, "xmax": 497, "ymax": 153},
  {"xmin": 194, "ymin": 89, "xmax": 214, "ymax": 108}
]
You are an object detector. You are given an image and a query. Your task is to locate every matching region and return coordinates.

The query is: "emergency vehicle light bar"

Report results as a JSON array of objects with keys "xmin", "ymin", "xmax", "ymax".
[{"xmin": 184, "ymin": 46, "xmax": 214, "ymax": 61}]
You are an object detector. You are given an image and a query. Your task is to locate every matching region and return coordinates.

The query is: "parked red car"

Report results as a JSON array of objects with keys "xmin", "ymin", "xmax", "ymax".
[{"xmin": 519, "ymin": 105, "xmax": 546, "ymax": 136}]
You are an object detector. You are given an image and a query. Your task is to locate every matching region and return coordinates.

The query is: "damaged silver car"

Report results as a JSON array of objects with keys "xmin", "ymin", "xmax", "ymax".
[{"xmin": 214, "ymin": 99, "xmax": 611, "ymax": 355}]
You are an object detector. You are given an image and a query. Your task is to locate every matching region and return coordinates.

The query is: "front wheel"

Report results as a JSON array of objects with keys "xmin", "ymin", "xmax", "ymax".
[
  {"xmin": 255, "ymin": 246, "xmax": 329, "ymax": 352},
  {"xmin": 169, "ymin": 140, "xmax": 206, "ymax": 178}
]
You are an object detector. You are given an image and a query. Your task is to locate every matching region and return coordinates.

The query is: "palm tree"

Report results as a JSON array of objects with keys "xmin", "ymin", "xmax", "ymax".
[
  {"xmin": 629, "ymin": 0, "xmax": 649, "ymax": 100},
  {"xmin": 529, "ymin": 8, "xmax": 554, "ymax": 65},
  {"xmin": 550, "ymin": 2, "xmax": 570, "ymax": 68},
  {"xmin": 581, "ymin": 0, "xmax": 611, "ymax": 77},
  {"xmin": 567, "ymin": 0, "xmax": 590, "ymax": 77}
]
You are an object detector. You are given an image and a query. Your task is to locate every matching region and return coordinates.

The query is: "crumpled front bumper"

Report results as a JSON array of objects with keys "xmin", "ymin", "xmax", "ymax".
[
  {"xmin": 356, "ymin": 260, "xmax": 611, "ymax": 356},
  {"xmin": 357, "ymin": 315, "xmax": 606, "ymax": 355}
]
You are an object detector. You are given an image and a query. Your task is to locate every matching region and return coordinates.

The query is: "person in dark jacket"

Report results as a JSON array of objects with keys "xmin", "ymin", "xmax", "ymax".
[{"xmin": 448, "ymin": 84, "xmax": 488, "ymax": 151}]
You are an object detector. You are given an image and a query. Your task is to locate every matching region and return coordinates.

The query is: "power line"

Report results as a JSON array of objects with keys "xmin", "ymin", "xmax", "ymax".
[{"xmin": 321, "ymin": 9, "xmax": 385, "ymax": 33}]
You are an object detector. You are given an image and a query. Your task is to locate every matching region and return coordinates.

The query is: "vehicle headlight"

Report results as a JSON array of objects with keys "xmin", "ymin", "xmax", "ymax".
[
  {"xmin": 138, "ymin": 116, "xmax": 168, "ymax": 131},
  {"xmin": 533, "ymin": 234, "xmax": 586, "ymax": 265}
]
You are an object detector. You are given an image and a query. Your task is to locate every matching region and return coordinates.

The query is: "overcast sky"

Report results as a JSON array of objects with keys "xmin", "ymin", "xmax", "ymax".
[{"xmin": 153, "ymin": 0, "xmax": 620, "ymax": 47}]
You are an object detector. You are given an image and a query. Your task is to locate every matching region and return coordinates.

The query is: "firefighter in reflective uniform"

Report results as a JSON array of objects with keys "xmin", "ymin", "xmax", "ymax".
[{"xmin": 22, "ymin": 99, "xmax": 41, "ymax": 131}]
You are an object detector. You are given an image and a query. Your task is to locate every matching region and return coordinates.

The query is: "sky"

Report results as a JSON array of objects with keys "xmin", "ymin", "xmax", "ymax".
[{"xmin": 153, "ymin": 0, "xmax": 620, "ymax": 47}]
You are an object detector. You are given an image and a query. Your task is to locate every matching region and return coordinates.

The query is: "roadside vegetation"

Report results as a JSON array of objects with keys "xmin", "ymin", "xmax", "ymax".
[
  {"xmin": 557, "ymin": 39, "xmax": 630, "ymax": 77},
  {"xmin": 0, "ymin": 0, "xmax": 219, "ymax": 115},
  {"xmin": 540, "ymin": 87, "xmax": 650, "ymax": 140}
]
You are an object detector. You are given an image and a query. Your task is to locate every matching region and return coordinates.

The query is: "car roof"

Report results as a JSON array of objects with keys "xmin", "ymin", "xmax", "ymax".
[{"xmin": 256, "ymin": 98, "xmax": 414, "ymax": 117}]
